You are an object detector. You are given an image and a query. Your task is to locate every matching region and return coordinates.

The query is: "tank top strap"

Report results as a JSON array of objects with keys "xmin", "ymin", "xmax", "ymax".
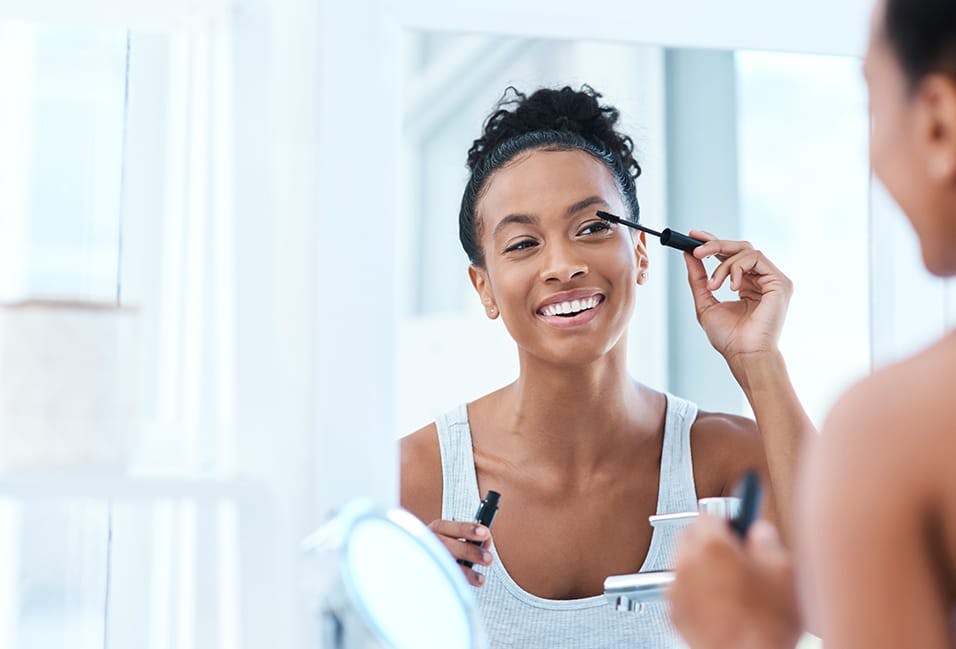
[
  {"xmin": 655, "ymin": 392, "xmax": 700, "ymax": 515},
  {"xmin": 435, "ymin": 403, "xmax": 482, "ymax": 522}
]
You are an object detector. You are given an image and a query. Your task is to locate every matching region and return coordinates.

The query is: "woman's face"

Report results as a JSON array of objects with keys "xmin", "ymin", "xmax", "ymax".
[
  {"xmin": 866, "ymin": 0, "xmax": 956, "ymax": 275},
  {"xmin": 469, "ymin": 148, "xmax": 648, "ymax": 367}
]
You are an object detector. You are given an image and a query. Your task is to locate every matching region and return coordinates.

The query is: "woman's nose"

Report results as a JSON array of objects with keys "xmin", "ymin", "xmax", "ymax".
[{"xmin": 539, "ymin": 242, "xmax": 588, "ymax": 283}]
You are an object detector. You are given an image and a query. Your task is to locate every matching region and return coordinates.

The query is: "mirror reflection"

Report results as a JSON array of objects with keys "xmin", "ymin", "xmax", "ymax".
[{"xmin": 398, "ymin": 33, "xmax": 870, "ymax": 435}]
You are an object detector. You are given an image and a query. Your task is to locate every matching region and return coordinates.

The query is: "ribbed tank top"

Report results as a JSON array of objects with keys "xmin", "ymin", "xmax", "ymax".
[{"xmin": 436, "ymin": 392, "xmax": 699, "ymax": 649}]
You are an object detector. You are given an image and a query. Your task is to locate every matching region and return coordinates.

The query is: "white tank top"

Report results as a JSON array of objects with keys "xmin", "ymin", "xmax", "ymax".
[{"xmin": 436, "ymin": 392, "xmax": 699, "ymax": 649}]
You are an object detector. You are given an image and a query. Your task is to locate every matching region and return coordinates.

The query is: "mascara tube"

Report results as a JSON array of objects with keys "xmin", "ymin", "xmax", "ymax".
[{"xmin": 458, "ymin": 490, "xmax": 500, "ymax": 569}]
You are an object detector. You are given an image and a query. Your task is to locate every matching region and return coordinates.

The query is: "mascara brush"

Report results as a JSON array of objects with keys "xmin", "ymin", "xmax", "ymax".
[{"xmin": 596, "ymin": 210, "xmax": 705, "ymax": 253}]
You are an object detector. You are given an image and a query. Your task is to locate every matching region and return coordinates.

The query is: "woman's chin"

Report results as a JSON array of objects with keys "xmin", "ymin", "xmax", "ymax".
[
  {"xmin": 521, "ymin": 341, "xmax": 620, "ymax": 369},
  {"xmin": 921, "ymin": 243, "xmax": 956, "ymax": 277}
]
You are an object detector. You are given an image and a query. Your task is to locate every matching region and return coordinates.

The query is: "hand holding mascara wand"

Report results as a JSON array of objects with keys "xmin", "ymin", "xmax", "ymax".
[{"xmin": 596, "ymin": 210, "xmax": 706, "ymax": 253}]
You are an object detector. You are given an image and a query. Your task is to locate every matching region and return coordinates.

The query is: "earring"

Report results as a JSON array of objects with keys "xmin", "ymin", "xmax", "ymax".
[
  {"xmin": 488, "ymin": 306, "xmax": 498, "ymax": 317},
  {"xmin": 640, "ymin": 272, "xmax": 648, "ymax": 281}
]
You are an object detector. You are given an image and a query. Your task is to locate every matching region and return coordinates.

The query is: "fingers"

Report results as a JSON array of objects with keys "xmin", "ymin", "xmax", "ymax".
[
  {"xmin": 675, "ymin": 515, "xmax": 739, "ymax": 571},
  {"xmin": 700, "ymin": 246, "xmax": 790, "ymax": 295},
  {"xmin": 746, "ymin": 520, "xmax": 788, "ymax": 563},
  {"xmin": 683, "ymin": 233, "xmax": 787, "ymax": 314},
  {"xmin": 428, "ymin": 519, "xmax": 494, "ymax": 586},
  {"xmin": 449, "ymin": 540, "xmax": 493, "ymax": 568},
  {"xmin": 428, "ymin": 519, "xmax": 491, "ymax": 543},
  {"xmin": 706, "ymin": 249, "xmax": 760, "ymax": 292},
  {"xmin": 688, "ymin": 229, "xmax": 718, "ymax": 246},
  {"xmin": 683, "ymin": 252, "xmax": 720, "ymax": 316},
  {"xmin": 461, "ymin": 566, "xmax": 486, "ymax": 587},
  {"xmin": 670, "ymin": 516, "xmax": 743, "ymax": 628},
  {"xmin": 690, "ymin": 233, "xmax": 750, "ymax": 261}
]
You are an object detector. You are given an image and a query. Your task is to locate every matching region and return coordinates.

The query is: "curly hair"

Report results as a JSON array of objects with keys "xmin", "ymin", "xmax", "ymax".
[{"xmin": 459, "ymin": 86, "xmax": 642, "ymax": 266}]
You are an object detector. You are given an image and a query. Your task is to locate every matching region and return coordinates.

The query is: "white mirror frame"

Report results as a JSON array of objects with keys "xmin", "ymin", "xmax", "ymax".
[{"xmin": 312, "ymin": 0, "xmax": 882, "ymax": 516}]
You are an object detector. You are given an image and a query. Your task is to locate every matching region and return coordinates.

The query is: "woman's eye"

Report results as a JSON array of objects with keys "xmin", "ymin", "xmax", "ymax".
[
  {"xmin": 578, "ymin": 221, "xmax": 612, "ymax": 236},
  {"xmin": 504, "ymin": 239, "xmax": 538, "ymax": 253}
]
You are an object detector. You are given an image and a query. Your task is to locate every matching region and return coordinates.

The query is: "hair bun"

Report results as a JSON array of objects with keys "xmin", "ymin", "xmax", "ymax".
[{"xmin": 466, "ymin": 85, "xmax": 641, "ymax": 181}]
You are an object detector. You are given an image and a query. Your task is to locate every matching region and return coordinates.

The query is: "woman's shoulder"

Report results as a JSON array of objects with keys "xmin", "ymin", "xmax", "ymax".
[
  {"xmin": 832, "ymin": 331, "xmax": 956, "ymax": 440},
  {"xmin": 685, "ymin": 403, "xmax": 763, "ymax": 497},
  {"xmin": 400, "ymin": 422, "xmax": 441, "ymax": 523},
  {"xmin": 689, "ymin": 408, "xmax": 761, "ymax": 459},
  {"xmin": 400, "ymin": 391, "xmax": 506, "ymax": 521},
  {"xmin": 821, "ymin": 331, "xmax": 956, "ymax": 469}
]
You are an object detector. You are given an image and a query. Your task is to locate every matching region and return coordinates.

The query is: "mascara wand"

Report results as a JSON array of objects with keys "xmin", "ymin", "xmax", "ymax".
[{"xmin": 596, "ymin": 210, "xmax": 705, "ymax": 253}]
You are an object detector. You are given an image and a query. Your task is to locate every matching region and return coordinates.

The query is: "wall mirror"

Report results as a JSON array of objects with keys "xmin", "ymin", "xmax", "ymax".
[{"xmin": 396, "ymin": 30, "xmax": 870, "ymax": 435}]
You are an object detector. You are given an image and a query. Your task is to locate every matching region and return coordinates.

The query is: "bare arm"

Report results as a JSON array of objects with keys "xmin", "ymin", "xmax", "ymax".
[
  {"xmin": 400, "ymin": 423, "xmax": 442, "ymax": 524},
  {"xmin": 684, "ymin": 234, "xmax": 815, "ymax": 541},
  {"xmin": 729, "ymin": 350, "xmax": 814, "ymax": 541},
  {"xmin": 401, "ymin": 424, "xmax": 495, "ymax": 587}
]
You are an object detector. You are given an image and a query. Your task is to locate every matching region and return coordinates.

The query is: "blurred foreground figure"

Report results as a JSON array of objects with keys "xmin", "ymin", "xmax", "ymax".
[{"xmin": 669, "ymin": 1, "xmax": 956, "ymax": 647}]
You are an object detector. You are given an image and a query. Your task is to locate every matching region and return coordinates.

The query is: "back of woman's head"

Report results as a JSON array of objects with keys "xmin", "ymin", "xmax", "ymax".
[
  {"xmin": 459, "ymin": 86, "xmax": 641, "ymax": 266},
  {"xmin": 884, "ymin": 0, "xmax": 956, "ymax": 89}
]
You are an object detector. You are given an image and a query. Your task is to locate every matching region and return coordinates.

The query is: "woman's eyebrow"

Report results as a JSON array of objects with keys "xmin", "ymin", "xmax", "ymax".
[
  {"xmin": 492, "ymin": 213, "xmax": 537, "ymax": 237},
  {"xmin": 565, "ymin": 196, "xmax": 609, "ymax": 217}
]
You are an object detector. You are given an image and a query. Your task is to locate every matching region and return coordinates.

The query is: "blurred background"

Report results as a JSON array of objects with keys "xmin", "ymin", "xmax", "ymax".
[{"xmin": 0, "ymin": 0, "xmax": 953, "ymax": 647}]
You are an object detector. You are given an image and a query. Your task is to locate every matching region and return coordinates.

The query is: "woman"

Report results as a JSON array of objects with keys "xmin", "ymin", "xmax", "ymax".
[
  {"xmin": 401, "ymin": 86, "xmax": 813, "ymax": 647},
  {"xmin": 668, "ymin": 1, "xmax": 956, "ymax": 647}
]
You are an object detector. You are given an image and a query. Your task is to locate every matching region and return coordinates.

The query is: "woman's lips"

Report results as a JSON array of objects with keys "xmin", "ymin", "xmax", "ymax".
[{"xmin": 536, "ymin": 295, "xmax": 605, "ymax": 329}]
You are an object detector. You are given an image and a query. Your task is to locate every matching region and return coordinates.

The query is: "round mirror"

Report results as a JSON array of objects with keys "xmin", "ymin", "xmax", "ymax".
[{"xmin": 304, "ymin": 500, "xmax": 484, "ymax": 649}]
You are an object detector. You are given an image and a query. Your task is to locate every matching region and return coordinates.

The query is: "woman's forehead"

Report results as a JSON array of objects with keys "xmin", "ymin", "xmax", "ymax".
[{"xmin": 478, "ymin": 149, "xmax": 622, "ymax": 218}]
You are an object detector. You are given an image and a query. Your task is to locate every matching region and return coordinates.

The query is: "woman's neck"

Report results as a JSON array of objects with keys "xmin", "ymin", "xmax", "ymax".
[{"xmin": 486, "ymin": 345, "xmax": 662, "ymax": 477}]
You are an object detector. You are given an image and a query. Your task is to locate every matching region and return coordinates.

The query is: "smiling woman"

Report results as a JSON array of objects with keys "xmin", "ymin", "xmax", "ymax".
[{"xmin": 399, "ymin": 85, "xmax": 816, "ymax": 649}]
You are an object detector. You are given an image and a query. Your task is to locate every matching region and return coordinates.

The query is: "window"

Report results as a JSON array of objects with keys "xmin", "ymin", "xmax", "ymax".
[
  {"xmin": 735, "ymin": 50, "xmax": 870, "ymax": 424},
  {"xmin": 0, "ymin": 22, "xmax": 128, "ymax": 302}
]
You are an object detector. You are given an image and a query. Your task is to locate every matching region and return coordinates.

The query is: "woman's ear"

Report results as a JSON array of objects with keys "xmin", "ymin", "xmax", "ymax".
[
  {"xmin": 916, "ymin": 74, "xmax": 956, "ymax": 183},
  {"xmin": 635, "ymin": 231, "xmax": 650, "ymax": 284},
  {"xmin": 468, "ymin": 265, "xmax": 499, "ymax": 319}
]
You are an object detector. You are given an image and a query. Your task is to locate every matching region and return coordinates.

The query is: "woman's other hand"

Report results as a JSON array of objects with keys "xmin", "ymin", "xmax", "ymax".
[
  {"xmin": 427, "ymin": 519, "xmax": 494, "ymax": 587},
  {"xmin": 683, "ymin": 232, "xmax": 793, "ymax": 365},
  {"xmin": 668, "ymin": 516, "xmax": 802, "ymax": 649}
]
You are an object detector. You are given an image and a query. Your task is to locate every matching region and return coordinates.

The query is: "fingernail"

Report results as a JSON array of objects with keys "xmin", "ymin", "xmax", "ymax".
[
  {"xmin": 483, "ymin": 551, "xmax": 492, "ymax": 564},
  {"xmin": 750, "ymin": 520, "xmax": 777, "ymax": 544},
  {"xmin": 474, "ymin": 526, "xmax": 488, "ymax": 538},
  {"xmin": 476, "ymin": 573, "xmax": 485, "ymax": 585}
]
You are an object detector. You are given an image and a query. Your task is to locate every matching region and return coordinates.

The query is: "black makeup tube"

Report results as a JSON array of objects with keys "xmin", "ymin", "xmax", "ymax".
[
  {"xmin": 729, "ymin": 470, "xmax": 762, "ymax": 538},
  {"xmin": 596, "ymin": 210, "xmax": 705, "ymax": 253},
  {"xmin": 457, "ymin": 490, "xmax": 500, "ymax": 569}
]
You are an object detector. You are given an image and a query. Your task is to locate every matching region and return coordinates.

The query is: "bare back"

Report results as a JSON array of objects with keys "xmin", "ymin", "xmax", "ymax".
[{"xmin": 800, "ymin": 330, "xmax": 956, "ymax": 648}]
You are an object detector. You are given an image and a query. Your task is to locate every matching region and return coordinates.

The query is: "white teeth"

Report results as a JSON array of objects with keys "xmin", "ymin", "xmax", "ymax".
[{"xmin": 541, "ymin": 296, "xmax": 601, "ymax": 317}]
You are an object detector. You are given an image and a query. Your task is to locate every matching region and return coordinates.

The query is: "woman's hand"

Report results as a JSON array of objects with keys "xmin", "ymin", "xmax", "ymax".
[
  {"xmin": 427, "ymin": 519, "xmax": 494, "ymax": 586},
  {"xmin": 683, "ymin": 232, "xmax": 793, "ymax": 366},
  {"xmin": 668, "ymin": 516, "xmax": 802, "ymax": 649}
]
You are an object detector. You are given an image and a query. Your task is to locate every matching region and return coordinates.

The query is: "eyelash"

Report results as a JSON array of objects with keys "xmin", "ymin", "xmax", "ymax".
[
  {"xmin": 502, "ymin": 221, "xmax": 612, "ymax": 254},
  {"xmin": 578, "ymin": 221, "xmax": 612, "ymax": 236},
  {"xmin": 504, "ymin": 239, "xmax": 538, "ymax": 253}
]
